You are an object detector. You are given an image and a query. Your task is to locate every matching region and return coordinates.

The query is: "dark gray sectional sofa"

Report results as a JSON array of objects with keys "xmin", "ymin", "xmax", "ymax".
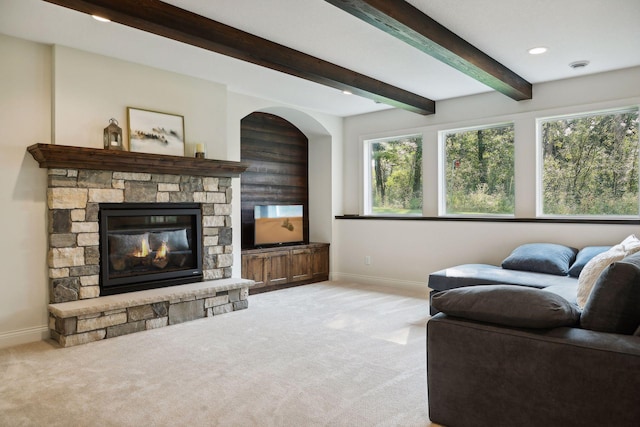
[
  {"xmin": 428, "ymin": 263, "xmax": 578, "ymax": 313},
  {"xmin": 427, "ymin": 243, "xmax": 610, "ymax": 314},
  {"xmin": 426, "ymin": 243, "xmax": 640, "ymax": 427}
]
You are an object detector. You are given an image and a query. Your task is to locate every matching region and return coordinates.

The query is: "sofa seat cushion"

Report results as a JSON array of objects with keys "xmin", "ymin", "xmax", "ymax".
[
  {"xmin": 543, "ymin": 283, "xmax": 579, "ymax": 305},
  {"xmin": 431, "ymin": 285, "xmax": 581, "ymax": 328},
  {"xmin": 428, "ymin": 264, "xmax": 578, "ymax": 292},
  {"xmin": 501, "ymin": 243, "xmax": 578, "ymax": 276}
]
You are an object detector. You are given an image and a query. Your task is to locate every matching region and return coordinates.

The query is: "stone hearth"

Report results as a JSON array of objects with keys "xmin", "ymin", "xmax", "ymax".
[{"xmin": 49, "ymin": 278, "xmax": 253, "ymax": 347}]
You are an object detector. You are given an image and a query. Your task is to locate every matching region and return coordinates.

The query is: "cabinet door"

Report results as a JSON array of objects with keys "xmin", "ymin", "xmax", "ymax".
[
  {"xmin": 311, "ymin": 245, "xmax": 330, "ymax": 279},
  {"xmin": 241, "ymin": 253, "xmax": 267, "ymax": 288},
  {"xmin": 266, "ymin": 251, "xmax": 290, "ymax": 286},
  {"xmin": 290, "ymin": 248, "xmax": 313, "ymax": 282}
]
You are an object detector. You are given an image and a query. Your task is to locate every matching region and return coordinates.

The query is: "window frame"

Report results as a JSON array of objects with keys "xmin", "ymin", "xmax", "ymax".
[
  {"xmin": 535, "ymin": 106, "xmax": 640, "ymax": 219},
  {"xmin": 438, "ymin": 121, "xmax": 516, "ymax": 218},
  {"xmin": 362, "ymin": 133, "xmax": 424, "ymax": 216}
]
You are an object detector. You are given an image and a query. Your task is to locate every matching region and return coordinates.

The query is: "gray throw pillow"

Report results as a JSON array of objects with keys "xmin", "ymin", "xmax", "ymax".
[
  {"xmin": 568, "ymin": 246, "xmax": 611, "ymax": 277},
  {"xmin": 502, "ymin": 243, "xmax": 578, "ymax": 276},
  {"xmin": 580, "ymin": 251, "xmax": 640, "ymax": 335},
  {"xmin": 431, "ymin": 285, "xmax": 580, "ymax": 328}
]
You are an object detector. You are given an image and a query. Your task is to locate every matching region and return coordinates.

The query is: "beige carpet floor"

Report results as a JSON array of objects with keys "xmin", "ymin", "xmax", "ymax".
[{"xmin": 0, "ymin": 281, "xmax": 433, "ymax": 427}]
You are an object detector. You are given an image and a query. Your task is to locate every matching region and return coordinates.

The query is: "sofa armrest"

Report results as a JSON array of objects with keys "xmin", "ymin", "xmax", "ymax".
[{"xmin": 427, "ymin": 314, "xmax": 640, "ymax": 427}]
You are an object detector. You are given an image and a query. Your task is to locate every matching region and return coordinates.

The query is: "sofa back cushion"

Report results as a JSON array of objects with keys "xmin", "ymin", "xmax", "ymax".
[
  {"xmin": 501, "ymin": 243, "xmax": 577, "ymax": 276},
  {"xmin": 580, "ymin": 251, "xmax": 640, "ymax": 335},
  {"xmin": 431, "ymin": 285, "xmax": 580, "ymax": 329}
]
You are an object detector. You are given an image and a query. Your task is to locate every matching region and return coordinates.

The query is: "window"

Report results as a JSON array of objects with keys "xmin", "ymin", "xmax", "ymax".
[
  {"xmin": 539, "ymin": 107, "xmax": 639, "ymax": 216},
  {"xmin": 364, "ymin": 134, "xmax": 422, "ymax": 215},
  {"xmin": 441, "ymin": 123, "xmax": 515, "ymax": 215}
]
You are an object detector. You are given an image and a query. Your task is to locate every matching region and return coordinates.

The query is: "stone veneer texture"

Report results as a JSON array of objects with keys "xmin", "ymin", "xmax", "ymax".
[
  {"xmin": 47, "ymin": 168, "xmax": 233, "ymax": 303},
  {"xmin": 49, "ymin": 285, "xmax": 250, "ymax": 347}
]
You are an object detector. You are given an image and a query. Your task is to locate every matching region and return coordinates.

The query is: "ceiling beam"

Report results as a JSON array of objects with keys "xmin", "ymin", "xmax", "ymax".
[
  {"xmin": 42, "ymin": 0, "xmax": 436, "ymax": 115},
  {"xmin": 325, "ymin": 0, "xmax": 533, "ymax": 101}
]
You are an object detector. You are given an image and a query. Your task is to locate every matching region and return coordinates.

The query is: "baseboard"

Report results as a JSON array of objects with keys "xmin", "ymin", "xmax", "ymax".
[
  {"xmin": 330, "ymin": 272, "xmax": 428, "ymax": 294},
  {"xmin": 0, "ymin": 325, "xmax": 50, "ymax": 349}
]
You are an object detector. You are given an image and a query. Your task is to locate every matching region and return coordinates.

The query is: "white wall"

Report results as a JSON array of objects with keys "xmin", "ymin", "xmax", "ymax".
[
  {"xmin": 52, "ymin": 45, "xmax": 228, "ymax": 158},
  {"xmin": 0, "ymin": 34, "xmax": 51, "ymax": 347},
  {"xmin": 335, "ymin": 67, "xmax": 640, "ymax": 290}
]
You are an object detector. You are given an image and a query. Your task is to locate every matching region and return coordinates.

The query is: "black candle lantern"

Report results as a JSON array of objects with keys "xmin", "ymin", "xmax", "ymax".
[{"xmin": 103, "ymin": 118, "xmax": 123, "ymax": 150}]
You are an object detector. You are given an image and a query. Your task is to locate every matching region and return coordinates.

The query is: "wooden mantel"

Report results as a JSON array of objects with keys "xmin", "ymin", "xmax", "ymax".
[{"xmin": 27, "ymin": 143, "xmax": 249, "ymax": 178}]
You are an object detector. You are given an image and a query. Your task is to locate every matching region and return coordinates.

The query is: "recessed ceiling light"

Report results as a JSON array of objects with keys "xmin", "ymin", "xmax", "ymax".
[
  {"xmin": 528, "ymin": 47, "xmax": 548, "ymax": 55},
  {"xmin": 342, "ymin": 90, "xmax": 353, "ymax": 95},
  {"xmin": 92, "ymin": 15, "xmax": 111, "ymax": 23},
  {"xmin": 569, "ymin": 60, "xmax": 590, "ymax": 69}
]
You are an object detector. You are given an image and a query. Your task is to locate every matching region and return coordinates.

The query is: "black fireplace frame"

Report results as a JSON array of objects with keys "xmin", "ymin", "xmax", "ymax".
[{"xmin": 99, "ymin": 203, "xmax": 203, "ymax": 295}]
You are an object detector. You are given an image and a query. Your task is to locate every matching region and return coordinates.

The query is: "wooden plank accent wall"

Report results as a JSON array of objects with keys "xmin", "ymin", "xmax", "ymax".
[{"xmin": 241, "ymin": 112, "xmax": 309, "ymax": 249}]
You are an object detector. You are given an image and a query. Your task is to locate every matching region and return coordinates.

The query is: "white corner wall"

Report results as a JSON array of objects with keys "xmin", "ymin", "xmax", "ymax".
[
  {"xmin": 0, "ymin": 34, "xmax": 51, "ymax": 347},
  {"xmin": 335, "ymin": 67, "xmax": 640, "ymax": 290}
]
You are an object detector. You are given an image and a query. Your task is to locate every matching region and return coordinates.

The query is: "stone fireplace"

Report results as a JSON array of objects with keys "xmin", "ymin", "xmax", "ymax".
[{"xmin": 29, "ymin": 144, "xmax": 253, "ymax": 347}]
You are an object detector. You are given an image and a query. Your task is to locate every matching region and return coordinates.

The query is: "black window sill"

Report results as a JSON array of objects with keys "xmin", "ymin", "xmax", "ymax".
[{"xmin": 335, "ymin": 215, "xmax": 640, "ymax": 225}]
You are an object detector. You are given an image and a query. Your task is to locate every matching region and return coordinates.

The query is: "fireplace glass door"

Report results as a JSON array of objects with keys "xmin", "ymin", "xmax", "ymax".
[{"xmin": 100, "ymin": 203, "xmax": 203, "ymax": 295}]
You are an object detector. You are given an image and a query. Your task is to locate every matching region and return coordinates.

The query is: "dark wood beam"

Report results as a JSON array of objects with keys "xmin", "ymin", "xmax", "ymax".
[
  {"xmin": 325, "ymin": 0, "xmax": 533, "ymax": 101},
  {"xmin": 42, "ymin": 0, "xmax": 436, "ymax": 115}
]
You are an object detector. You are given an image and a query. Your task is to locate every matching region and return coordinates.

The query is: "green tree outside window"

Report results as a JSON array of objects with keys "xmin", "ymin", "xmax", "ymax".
[
  {"xmin": 444, "ymin": 124, "xmax": 515, "ymax": 215},
  {"xmin": 541, "ymin": 108, "xmax": 639, "ymax": 216},
  {"xmin": 367, "ymin": 135, "xmax": 423, "ymax": 215}
]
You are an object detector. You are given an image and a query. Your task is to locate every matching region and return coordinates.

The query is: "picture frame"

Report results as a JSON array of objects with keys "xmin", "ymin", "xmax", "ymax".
[{"xmin": 127, "ymin": 107, "xmax": 185, "ymax": 156}]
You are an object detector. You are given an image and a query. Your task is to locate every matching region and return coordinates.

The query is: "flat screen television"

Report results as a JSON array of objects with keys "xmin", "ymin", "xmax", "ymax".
[{"xmin": 254, "ymin": 204, "xmax": 304, "ymax": 247}]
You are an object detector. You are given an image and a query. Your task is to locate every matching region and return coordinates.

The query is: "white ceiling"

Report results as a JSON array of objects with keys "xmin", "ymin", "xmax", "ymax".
[{"xmin": 1, "ymin": 0, "xmax": 639, "ymax": 117}]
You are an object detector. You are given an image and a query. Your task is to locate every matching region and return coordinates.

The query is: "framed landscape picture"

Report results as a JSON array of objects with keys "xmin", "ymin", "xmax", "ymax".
[{"xmin": 127, "ymin": 107, "xmax": 185, "ymax": 156}]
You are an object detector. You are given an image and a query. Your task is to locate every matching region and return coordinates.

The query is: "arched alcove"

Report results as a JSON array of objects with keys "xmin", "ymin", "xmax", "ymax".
[
  {"xmin": 239, "ymin": 108, "xmax": 333, "ymax": 291},
  {"xmin": 255, "ymin": 107, "xmax": 334, "ymax": 246},
  {"xmin": 238, "ymin": 107, "xmax": 333, "ymax": 248},
  {"xmin": 228, "ymin": 99, "xmax": 338, "ymax": 281},
  {"xmin": 240, "ymin": 112, "xmax": 309, "ymax": 249}
]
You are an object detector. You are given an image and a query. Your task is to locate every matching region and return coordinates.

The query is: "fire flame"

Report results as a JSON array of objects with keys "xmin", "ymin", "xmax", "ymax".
[
  {"xmin": 155, "ymin": 241, "xmax": 168, "ymax": 259},
  {"xmin": 133, "ymin": 238, "xmax": 150, "ymax": 258}
]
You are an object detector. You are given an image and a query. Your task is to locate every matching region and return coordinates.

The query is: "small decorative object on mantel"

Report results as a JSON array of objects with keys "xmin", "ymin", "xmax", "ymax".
[
  {"xmin": 103, "ymin": 118, "xmax": 123, "ymax": 150},
  {"xmin": 195, "ymin": 143, "xmax": 205, "ymax": 159}
]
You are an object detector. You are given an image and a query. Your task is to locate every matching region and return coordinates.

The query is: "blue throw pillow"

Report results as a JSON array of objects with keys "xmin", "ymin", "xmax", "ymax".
[
  {"xmin": 502, "ymin": 243, "xmax": 578, "ymax": 276},
  {"xmin": 568, "ymin": 246, "xmax": 612, "ymax": 277}
]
